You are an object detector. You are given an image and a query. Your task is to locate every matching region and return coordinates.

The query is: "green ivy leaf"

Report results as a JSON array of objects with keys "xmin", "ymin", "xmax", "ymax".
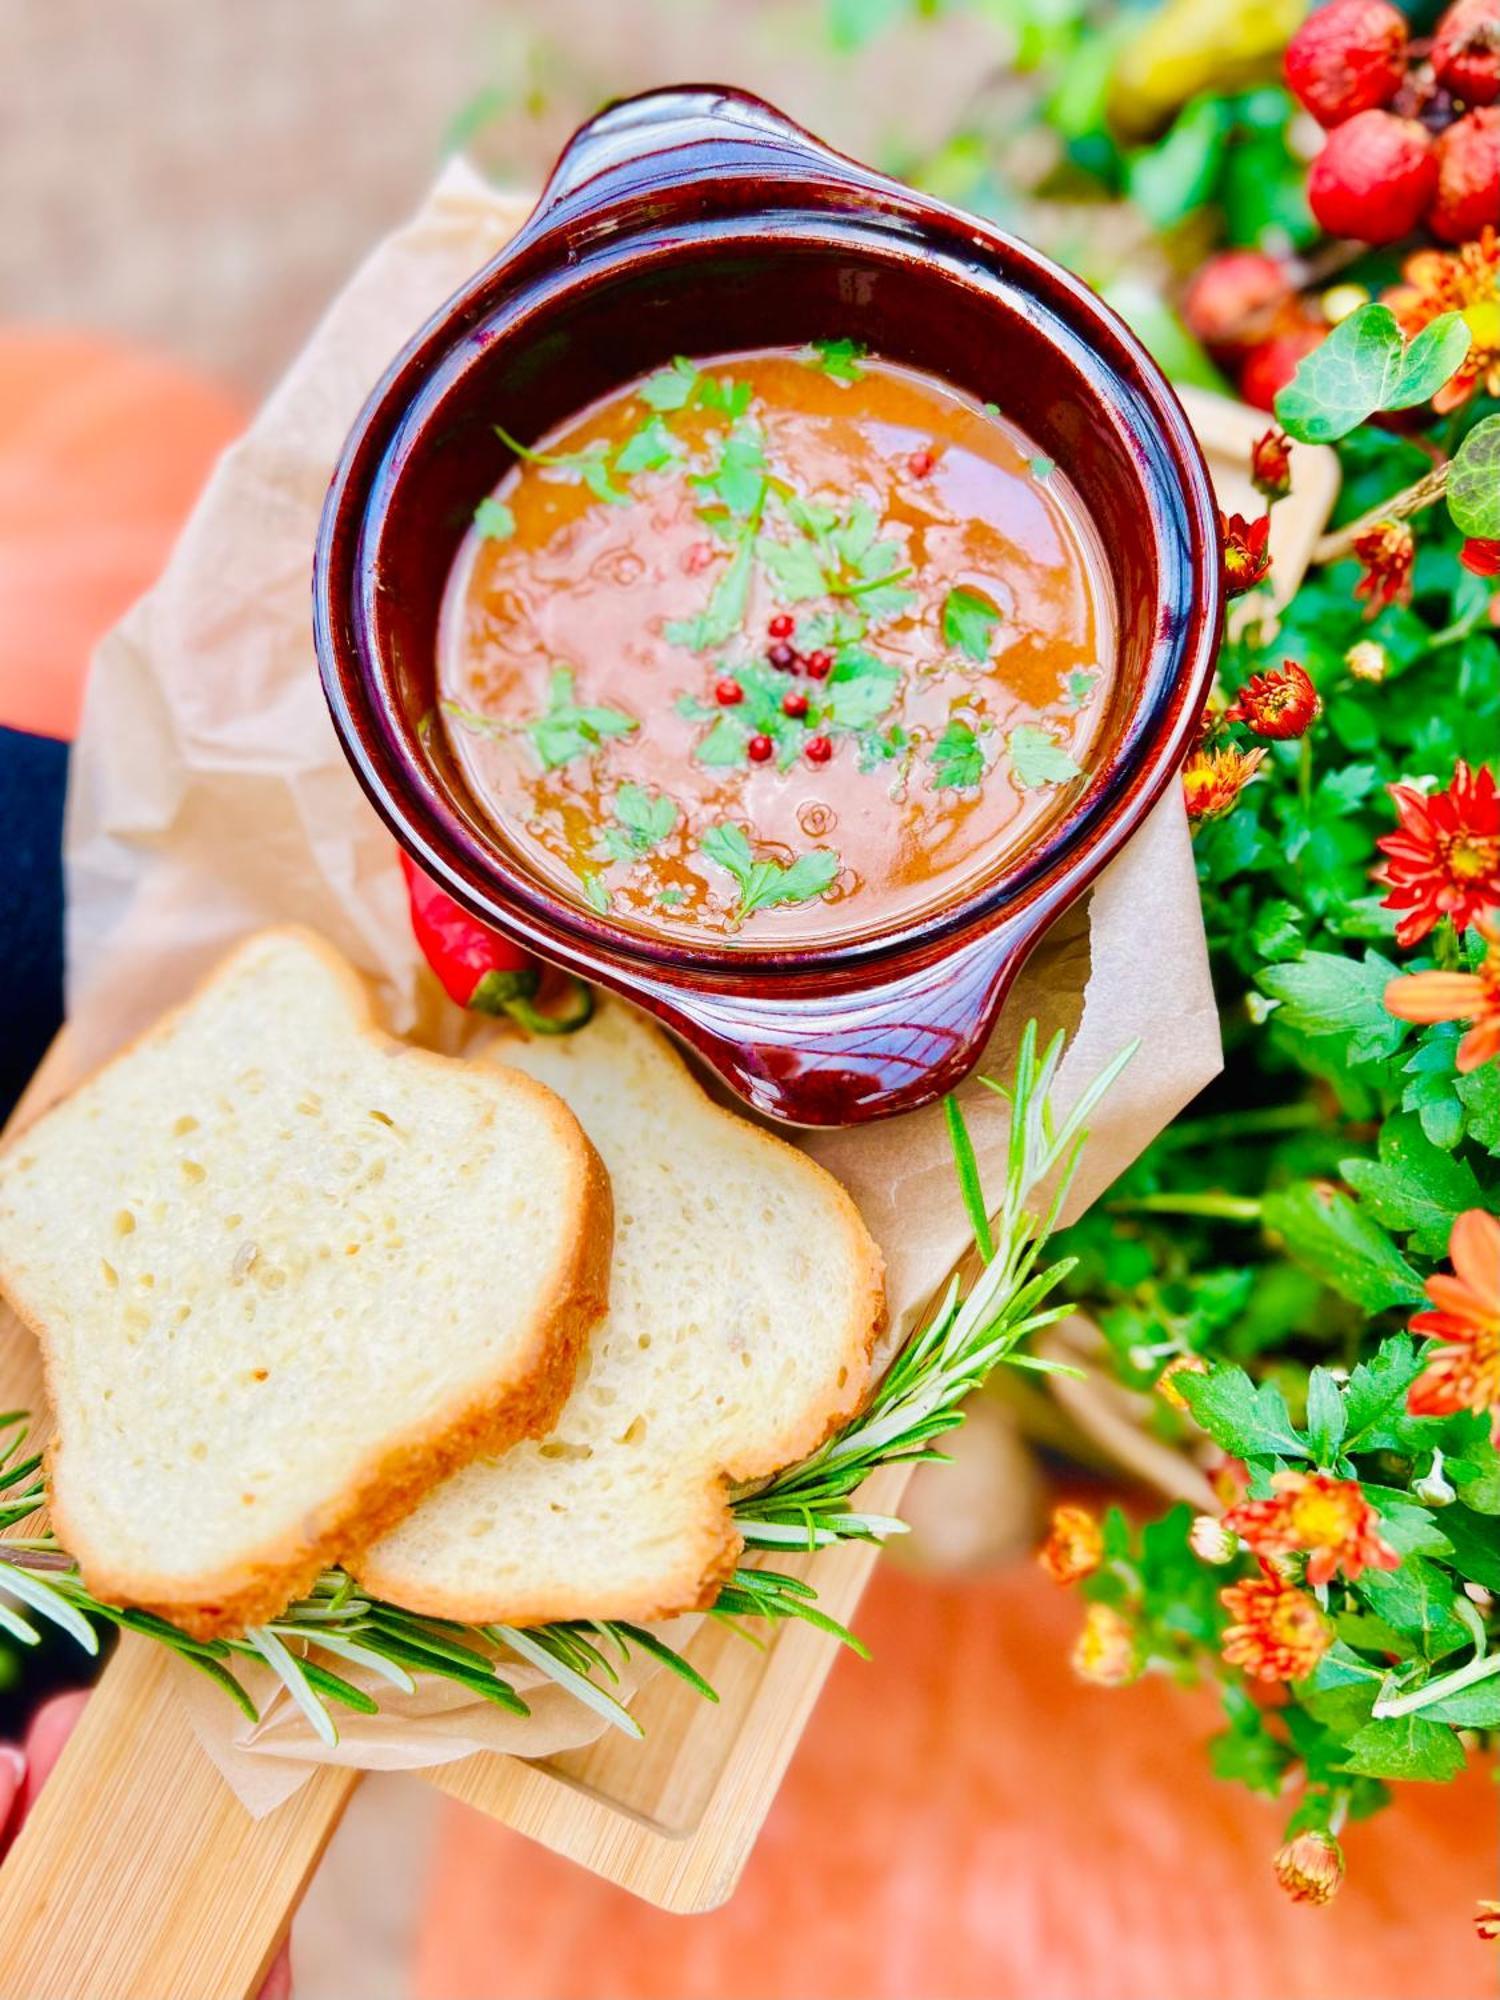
[
  {"xmin": 1274, "ymin": 305, "xmax": 1471, "ymax": 444},
  {"xmin": 1261, "ymin": 1182, "xmax": 1426, "ymax": 1313},
  {"xmin": 1008, "ymin": 724, "xmax": 1081, "ymax": 790},
  {"xmin": 1338, "ymin": 1713, "xmax": 1466, "ymax": 1782},
  {"xmin": 1177, "ymin": 1364, "xmax": 1310, "ymax": 1462},
  {"xmin": 941, "ymin": 586, "xmax": 1002, "ymax": 662},
  {"xmin": 1448, "ymin": 415, "xmax": 1500, "ymax": 539},
  {"xmin": 1257, "ymin": 950, "xmax": 1406, "ymax": 1065}
]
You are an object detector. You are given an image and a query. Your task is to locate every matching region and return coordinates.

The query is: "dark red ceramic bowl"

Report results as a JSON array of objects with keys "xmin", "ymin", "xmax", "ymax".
[{"xmin": 314, "ymin": 85, "xmax": 1222, "ymax": 1127}]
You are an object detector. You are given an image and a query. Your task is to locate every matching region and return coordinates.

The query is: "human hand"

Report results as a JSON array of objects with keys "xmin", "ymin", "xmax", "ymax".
[{"xmin": 0, "ymin": 1692, "xmax": 292, "ymax": 2000}]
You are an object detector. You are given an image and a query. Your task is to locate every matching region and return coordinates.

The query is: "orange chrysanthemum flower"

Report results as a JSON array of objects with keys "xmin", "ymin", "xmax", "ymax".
[
  {"xmin": 1477, "ymin": 1900, "xmax": 1500, "ymax": 1943},
  {"xmin": 1223, "ymin": 1470, "xmax": 1400, "ymax": 1587},
  {"xmin": 1375, "ymin": 761, "xmax": 1500, "ymax": 947},
  {"xmin": 1071, "ymin": 1602, "xmax": 1139, "ymax": 1686},
  {"xmin": 1250, "ymin": 427, "xmax": 1293, "ymax": 502},
  {"xmin": 1274, "ymin": 1829, "xmax": 1345, "ymax": 1907},
  {"xmin": 1385, "ymin": 228, "xmax": 1500, "ymax": 414},
  {"xmin": 1385, "ymin": 916, "xmax": 1500, "ymax": 1073},
  {"xmin": 1220, "ymin": 1570, "xmax": 1332, "ymax": 1683},
  {"xmin": 1352, "ymin": 519, "xmax": 1415, "ymax": 616},
  {"xmin": 1182, "ymin": 742, "xmax": 1267, "ymax": 822},
  {"xmin": 1038, "ymin": 1503, "xmax": 1104, "ymax": 1585},
  {"xmin": 1221, "ymin": 510, "xmax": 1273, "ymax": 597},
  {"xmin": 1407, "ymin": 1208, "xmax": 1500, "ymax": 1420}
]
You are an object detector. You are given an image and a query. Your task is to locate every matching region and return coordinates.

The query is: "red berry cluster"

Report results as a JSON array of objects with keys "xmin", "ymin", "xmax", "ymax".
[
  {"xmin": 1287, "ymin": 0, "xmax": 1500, "ymax": 244},
  {"xmin": 718, "ymin": 616, "xmax": 836, "ymax": 767}
]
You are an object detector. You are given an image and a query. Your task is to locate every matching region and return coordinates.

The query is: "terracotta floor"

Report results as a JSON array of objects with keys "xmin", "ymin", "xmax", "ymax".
[{"xmin": 415, "ymin": 1558, "xmax": 1498, "ymax": 2000}]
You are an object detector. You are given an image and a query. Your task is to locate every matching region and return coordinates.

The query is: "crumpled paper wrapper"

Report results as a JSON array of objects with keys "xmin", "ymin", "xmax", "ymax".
[{"xmin": 61, "ymin": 162, "xmax": 1221, "ymax": 1816}]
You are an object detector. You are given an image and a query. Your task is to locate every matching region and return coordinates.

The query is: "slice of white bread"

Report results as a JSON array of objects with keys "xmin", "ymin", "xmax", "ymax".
[
  {"xmin": 0, "ymin": 928, "xmax": 611, "ymax": 1639},
  {"xmin": 354, "ymin": 1000, "xmax": 885, "ymax": 1625}
]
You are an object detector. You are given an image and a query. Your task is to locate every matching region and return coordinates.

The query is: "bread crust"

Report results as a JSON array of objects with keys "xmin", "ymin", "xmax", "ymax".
[
  {"xmin": 353, "ymin": 1001, "xmax": 887, "ymax": 1627},
  {"xmin": 0, "ymin": 926, "xmax": 613, "ymax": 1641}
]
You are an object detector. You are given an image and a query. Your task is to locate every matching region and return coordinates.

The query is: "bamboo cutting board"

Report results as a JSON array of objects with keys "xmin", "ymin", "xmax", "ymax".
[{"xmin": 0, "ymin": 389, "xmax": 1338, "ymax": 1993}]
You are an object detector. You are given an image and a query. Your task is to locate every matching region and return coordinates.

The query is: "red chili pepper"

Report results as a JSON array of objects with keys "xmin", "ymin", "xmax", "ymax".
[{"xmin": 399, "ymin": 852, "xmax": 593, "ymax": 1034}]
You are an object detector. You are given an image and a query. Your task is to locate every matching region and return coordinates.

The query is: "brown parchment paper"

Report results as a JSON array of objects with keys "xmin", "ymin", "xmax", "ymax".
[{"xmin": 60, "ymin": 162, "xmax": 1221, "ymax": 1815}]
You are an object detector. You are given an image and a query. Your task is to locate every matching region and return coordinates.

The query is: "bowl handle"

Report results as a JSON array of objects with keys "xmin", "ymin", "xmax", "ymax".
[
  {"xmin": 523, "ymin": 86, "xmax": 861, "ymax": 236},
  {"xmin": 628, "ymin": 905, "xmax": 1051, "ymax": 1128}
]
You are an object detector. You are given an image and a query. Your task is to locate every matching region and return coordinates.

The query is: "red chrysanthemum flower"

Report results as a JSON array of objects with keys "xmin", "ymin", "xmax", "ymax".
[
  {"xmin": 1352, "ymin": 519, "xmax": 1415, "ymax": 615},
  {"xmin": 1250, "ymin": 427, "xmax": 1294, "ymax": 502},
  {"xmin": 1274, "ymin": 1829, "xmax": 1345, "ymax": 1907},
  {"xmin": 1375, "ymin": 760, "xmax": 1500, "ymax": 946},
  {"xmin": 1221, "ymin": 511, "xmax": 1273, "ymax": 597},
  {"xmin": 1225, "ymin": 660, "xmax": 1321, "ymax": 740},
  {"xmin": 1407, "ymin": 1208, "xmax": 1500, "ymax": 1420},
  {"xmin": 1220, "ymin": 1570, "xmax": 1333, "ymax": 1683},
  {"xmin": 1478, "ymin": 1900, "xmax": 1500, "ymax": 1942},
  {"xmin": 1223, "ymin": 1470, "xmax": 1400, "ymax": 1587},
  {"xmin": 1385, "ymin": 228, "xmax": 1500, "ymax": 414},
  {"xmin": 1386, "ymin": 915, "xmax": 1500, "ymax": 1073},
  {"xmin": 1462, "ymin": 537, "xmax": 1500, "ymax": 578},
  {"xmin": 1182, "ymin": 743, "xmax": 1267, "ymax": 822},
  {"xmin": 1038, "ymin": 1504, "xmax": 1104, "ymax": 1585}
]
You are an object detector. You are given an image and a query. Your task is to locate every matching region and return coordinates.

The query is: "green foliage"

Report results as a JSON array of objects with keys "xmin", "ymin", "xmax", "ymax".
[
  {"xmin": 1274, "ymin": 306, "xmax": 1472, "ymax": 444},
  {"xmin": 1448, "ymin": 416, "xmax": 1500, "ymax": 540}
]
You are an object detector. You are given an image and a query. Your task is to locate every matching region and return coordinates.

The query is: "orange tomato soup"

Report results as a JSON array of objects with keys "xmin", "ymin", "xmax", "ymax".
[{"xmin": 437, "ymin": 346, "xmax": 1114, "ymax": 946}]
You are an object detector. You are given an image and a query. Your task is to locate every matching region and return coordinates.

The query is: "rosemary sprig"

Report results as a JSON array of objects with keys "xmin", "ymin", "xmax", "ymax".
[{"xmin": 0, "ymin": 1022, "xmax": 1129, "ymax": 1744}]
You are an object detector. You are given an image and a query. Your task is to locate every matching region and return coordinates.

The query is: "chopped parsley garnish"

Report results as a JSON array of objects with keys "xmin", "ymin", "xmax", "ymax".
[
  {"xmin": 601, "ymin": 783, "xmax": 679, "ymax": 861},
  {"xmin": 474, "ymin": 496, "xmax": 515, "ymax": 540},
  {"xmin": 441, "ymin": 697, "xmax": 510, "ymax": 740},
  {"xmin": 666, "ymin": 531, "xmax": 758, "ymax": 652},
  {"xmin": 806, "ymin": 338, "xmax": 867, "ymax": 384},
  {"xmin": 615, "ymin": 416, "xmax": 681, "ymax": 476},
  {"xmin": 495, "ymin": 424, "xmax": 627, "ymax": 506},
  {"xmin": 580, "ymin": 872, "xmax": 611, "ymax": 914},
  {"xmin": 1063, "ymin": 668, "xmax": 1098, "ymax": 710},
  {"xmin": 700, "ymin": 822, "xmax": 841, "ymax": 921},
  {"xmin": 941, "ymin": 586, "xmax": 1003, "ymax": 664},
  {"xmin": 639, "ymin": 357, "xmax": 701, "ymax": 411},
  {"xmin": 1029, "ymin": 455, "xmax": 1056, "ymax": 481},
  {"xmin": 1008, "ymin": 723, "xmax": 1082, "ymax": 789},
  {"xmin": 525, "ymin": 668, "xmax": 637, "ymax": 771},
  {"xmin": 824, "ymin": 649, "xmax": 902, "ymax": 730},
  {"xmin": 690, "ymin": 418, "xmax": 767, "ymax": 520},
  {"xmin": 930, "ymin": 718, "xmax": 986, "ymax": 790},
  {"xmin": 657, "ymin": 886, "xmax": 687, "ymax": 908}
]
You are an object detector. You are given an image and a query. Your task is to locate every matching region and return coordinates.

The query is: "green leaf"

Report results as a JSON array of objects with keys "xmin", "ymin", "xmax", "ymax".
[
  {"xmin": 525, "ymin": 668, "xmax": 636, "ymax": 771},
  {"xmin": 1177, "ymin": 1364, "xmax": 1309, "ymax": 1462},
  {"xmin": 1448, "ymin": 415, "xmax": 1500, "ymax": 539},
  {"xmin": 1274, "ymin": 306, "xmax": 1470, "ymax": 443},
  {"xmin": 1256, "ymin": 950, "xmax": 1406, "ymax": 1065},
  {"xmin": 1341, "ymin": 1335, "xmax": 1428, "ymax": 1451},
  {"xmin": 666, "ymin": 533, "xmax": 756, "ymax": 651},
  {"xmin": 806, "ymin": 337, "xmax": 866, "ymax": 383},
  {"xmin": 601, "ymin": 783, "xmax": 677, "ymax": 861},
  {"xmin": 1126, "ymin": 97, "xmax": 1229, "ymax": 229},
  {"xmin": 1063, "ymin": 667, "xmax": 1097, "ymax": 709},
  {"xmin": 1304, "ymin": 1366, "xmax": 1347, "ymax": 1464},
  {"xmin": 825, "ymin": 650, "xmax": 902, "ymax": 731},
  {"xmin": 700, "ymin": 824, "xmax": 839, "ymax": 920},
  {"xmin": 1428, "ymin": 1505, "xmax": 1500, "ymax": 1590},
  {"xmin": 941, "ymin": 586, "xmax": 1002, "ymax": 663},
  {"xmin": 614, "ymin": 417, "xmax": 680, "ymax": 475},
  {"xmin": 758, "ymin": 534, "xmax": 830, "ymax": 603},
  {"xmin": 929, "ymin": 718, "xmax": 985, "ymax": 790},
  {"xmin": 1417, "ymin": 1674, "xmax": 1500, "ymax": 1727},
  {"xmin": 638, "ymin": 357, "xmax": 699, "ymax": 411},
  {"xmin": 1340, "ymin": 1113, "xmax": 1485, "ymax": 1257},
  {"xmin": 1262, "ymin": 1182, "xmax": 1426, "ymax": 1313},
  {"xmin": 1008, "ymin": 724, "xmax": 1081, "ymax": 790},
  {"xmin": 1339, "ymin": 1713, "xmax": 1465, "ymax": 1782},
  {"xmin": 1355, "ymin": 1556, "xmax": 1468, "ymax": 1655},
  {"xmin": 473, "ymin": 496, "xmax": 515, "ymax": 540}
]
